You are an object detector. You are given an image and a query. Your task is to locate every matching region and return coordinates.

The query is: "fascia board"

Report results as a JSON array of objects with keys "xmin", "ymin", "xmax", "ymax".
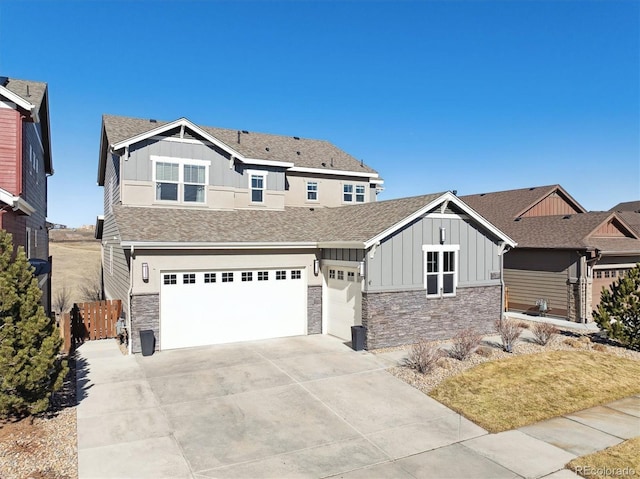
[
  {"xmin": 242, "ymin": 158, "xmax": 295, "ymax": 168},
  {"xmin": 120, "ymin": 241, "xmax": 319, "ymax": 250},
  {"xmin": 317, "ymin": 241, "xmax": 366, "ymax": 249},
  {"xmin": 111, "ymin": 118, "xmax": 246, "ymax": 160},
  {"xmin": 288, "ymin": 166, "xmax": 379, "ymax": 179},
  {"xmin": 363, "ymin": 192, "xmax": 517, "ymax": 249},
  {"xmin": 0, "ymin": 188, "xmax": 35, "ymax": 215},
  {"xmin": 0, "ymin": 85, "xmax": 34, "ymax": 113}
]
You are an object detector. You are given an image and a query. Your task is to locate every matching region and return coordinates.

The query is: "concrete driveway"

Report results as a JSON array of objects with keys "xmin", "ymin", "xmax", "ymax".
[{"xmin": 76, "ymin": 335, "xmax": 579, "ymax": 479}]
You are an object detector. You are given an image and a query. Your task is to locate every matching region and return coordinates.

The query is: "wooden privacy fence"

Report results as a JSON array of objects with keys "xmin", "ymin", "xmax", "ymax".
[{"xmin": 59, "ymin": 299, "xmax": 122, "ymax": 354}]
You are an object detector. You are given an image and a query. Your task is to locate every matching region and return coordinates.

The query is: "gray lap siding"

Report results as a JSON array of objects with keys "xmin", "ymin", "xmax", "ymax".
[{"xmin": 362, "ymin": 285, "xmax": 501, "ymax": 349}]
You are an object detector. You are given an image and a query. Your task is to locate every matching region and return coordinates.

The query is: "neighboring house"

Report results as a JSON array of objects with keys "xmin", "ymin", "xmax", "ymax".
[
  {"xmin": 96, "ymin": 114, "xmax": 515, "ymax": 353},
  {"xmin": 0, "ymin": 77, "xmax": 53, "ymax": 313},
  {"xmin": 462, "ymin": 185, "xmax": 640, "ymax": 322},
  {"xmin": 610, "ymin": 200, "xmax": 640, "ymax": 213}
]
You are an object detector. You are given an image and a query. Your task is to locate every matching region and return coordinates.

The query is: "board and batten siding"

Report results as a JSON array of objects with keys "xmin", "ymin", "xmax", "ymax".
[
  {"xmin": 102, "ymin": 152, "xmax": 130, "ymax": 314},
  {"xmin": 123, "ymin": 137, "xmax": 285, "ymax": 191},
  {"xmin": 365, "ymin": 215, "xmax": 502, "ymax": 292}
]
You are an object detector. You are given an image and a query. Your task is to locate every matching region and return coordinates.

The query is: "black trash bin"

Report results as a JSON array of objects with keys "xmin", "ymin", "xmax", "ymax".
[
  {"xmin": 351, "ymin": 325, "xmax": 366, "ymax": 351},
  {"xmin": 140, "ymin": 330, "xmax": 155, "ymax": 356}
]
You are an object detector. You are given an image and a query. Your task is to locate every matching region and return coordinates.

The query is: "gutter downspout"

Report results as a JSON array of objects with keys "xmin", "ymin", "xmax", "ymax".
[
  {"xmin": 498, "ymin": 242, "xmax": 510, "ymax": 320},
  {"xmin": 127, "ymin": 245, "xmax": 134, "ymax": 355},
  {"xmin": 584, "ymin": 249, "xmax": 602, "ymax": 324}
]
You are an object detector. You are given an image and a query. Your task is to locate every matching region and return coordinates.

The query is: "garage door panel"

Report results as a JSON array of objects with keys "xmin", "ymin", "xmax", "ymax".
[{"xmin": 161, "ymin": 269, "xmax": 306, "ymax": 350}]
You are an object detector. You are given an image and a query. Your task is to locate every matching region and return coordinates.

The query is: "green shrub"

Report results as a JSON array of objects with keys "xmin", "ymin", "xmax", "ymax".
[
  {"xmin": 593, "ymin": 264, "xmax": 640, "ymax": 351},
  {"xmin": 0, "ymin": 231, "xmax": 67, "ymax": 417}
]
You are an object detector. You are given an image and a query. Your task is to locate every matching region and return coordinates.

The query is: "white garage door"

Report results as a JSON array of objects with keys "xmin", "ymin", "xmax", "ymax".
[
  {"xmin": 160, "ymin": 268, "xmax": 307, "ymax": 350},
  {"xmin": 324, "ymin": 266, "xmax": 362, "ymax": 341}
]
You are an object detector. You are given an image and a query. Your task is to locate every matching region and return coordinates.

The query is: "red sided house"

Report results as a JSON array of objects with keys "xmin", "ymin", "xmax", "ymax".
[{"xmin": 0, "ymin": 77, "xmax": 53, "ymax": 313}]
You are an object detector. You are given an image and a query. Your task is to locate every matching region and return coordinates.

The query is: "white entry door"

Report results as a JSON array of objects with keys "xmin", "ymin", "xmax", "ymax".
[
  {"xmin": 160, "ymin": 268, "xmax": 307, "ymax": 350},
  {"xmin": 324, "ymin": 266, "xmax": 362, "ymax": 341}
]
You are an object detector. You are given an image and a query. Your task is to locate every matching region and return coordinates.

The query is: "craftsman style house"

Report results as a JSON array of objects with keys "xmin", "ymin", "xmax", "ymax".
[
  {"xmin": 0, "ymin": 77, "xmax": 53, "ymax": 313},
  {"xmin": 97, "ymin": 115, "xmax": 515, "ymax": 353},
  {"xmin": 462, "ymin": 185, "xmax": 640, "ymax": 323}
]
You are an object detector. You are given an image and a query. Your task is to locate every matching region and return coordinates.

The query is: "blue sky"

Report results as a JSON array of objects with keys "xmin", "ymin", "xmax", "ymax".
[{"xmin": 1, "ymin": 0, "xmax": 638, "ymax": 227}]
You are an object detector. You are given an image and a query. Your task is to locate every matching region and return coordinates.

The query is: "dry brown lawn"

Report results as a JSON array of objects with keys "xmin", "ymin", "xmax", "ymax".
[
  {"xmin": 567, "ymin": 437, "xmax": 640, "ymax": 479},
  {"xmin": 429, "ymin": 350, "xmax": 640, "ymax": 433},
  {"xmin": 49, "ymin": 240, "xmax": 101, "ymax": 305}
]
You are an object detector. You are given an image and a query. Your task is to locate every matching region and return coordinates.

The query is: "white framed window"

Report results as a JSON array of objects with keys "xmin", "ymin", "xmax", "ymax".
[
  {"xmin": 337, "ymin": 270, "xmax": 344, "ymax": 281},
  {"xmin": 155, "ymin": 161, "xmax": 179, "ymax": 201},
  {"xmin": 204, "ymin": 273, "xmax": 216, "ymax": 283},
  {"xmin": 307, "ymin": 181, "xmax": 318, "ymax": 201},
  {"xmin": 258, "ymin": 271, "xmax": 269, "ymax": 281},
  {"xmin": 291, "ymin": 270, "xmax": 301, "ymax": 279},
  {"xmin": 163, "ymin": 274, "xmax": 177, "ymax": 285},
  {"xmin": 183, "ymin": 164, "xmax": 206, "ymax": 202},
  {"xmin": 343, "ymin": 184, "xmax": 353, "ymax": 202},
  {"xmin": 355, "ymin": 185, "xmax": 365, "ymax": 203},
  {"xmin": 276, "ymin": 270, "xmax": 286, "ymax": 280},
  {"xmin": 347, "ymin": 271, "xmax": 355, "ymax": 281},
  {"xmin": 242, "ymin": 272, "xmax": 253, "ymax": 282},
  {"xmin": 422, "ymin": 245, "xmax": 460, "ymax": 297},
  {"xmin": 152, "ymin": 156, "xmax": 208, "ymax": 204},
  {"xmin": 329, "ymin": 269, "xmax": 336, "ymax": 279},
  {"xmin": 248, "ymin": 170, "xmax": 267, "ymax": 203},
  {"xmin": 183, "ymin": 273, "xmax": 196, "ymax": 284}
]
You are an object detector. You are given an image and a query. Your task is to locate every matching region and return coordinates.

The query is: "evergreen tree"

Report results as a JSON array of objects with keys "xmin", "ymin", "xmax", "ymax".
[
  {"xmin": 593, "ymin": 264, "xmax": 640, "ymax": 351},
  {"xmin": 0, "ymin": 230, "xmax": 67, "ymax": 417}
]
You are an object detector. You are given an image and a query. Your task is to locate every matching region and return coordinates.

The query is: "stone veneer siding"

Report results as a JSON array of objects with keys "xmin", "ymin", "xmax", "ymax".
[
  {"xmin": 362, "ymin": 285, "xmax": 501, "ymax": 350},
  {"xmin": 307, "ymin": 285, "xmax": 322, "ymax": 334},
  {"xmin": 131, "ymin": 293, "xmax": 160, "ymax": 354},
  {"xmin": 568, "ymin": 278, "xmax": 594, "ymax": 323}
]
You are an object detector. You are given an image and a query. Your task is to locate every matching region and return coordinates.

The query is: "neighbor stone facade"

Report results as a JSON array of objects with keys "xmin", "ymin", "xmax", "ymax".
[
  {"xmin": 361, "ymin": 285, "xmax": 501, "ymax": 349},
  {"xmin": 131, "ymin": 293, "xmax": 160, "ymax": 353},
  {"xmin": 307, "ymin": 285, "xmax": 322, "ymax": 334},
  {"xmin": 567, "ymin": 278, "xmax": 593, "ymax": 323}
]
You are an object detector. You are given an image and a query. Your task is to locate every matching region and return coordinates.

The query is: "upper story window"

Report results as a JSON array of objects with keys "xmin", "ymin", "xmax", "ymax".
[
  {"xmin": 153, "ymin": 156, "xmax": 208, "ymax": 204},
  {"xmin": 248, "ymin": 170, "xmax": 267, "ymax": 203},
  {"xmin": 307, "ymin": 182, "xmax": 318, "ymax": 201},
  {"xmin": 343, "ymin": 183, "xmax": 366, "ymax": 203},
  {"xmin": 422, "ymin": 245, "xmax": 460, "ymax": 298},
  {"xmin": 183, "ymin": 164, "xmax": 206, "ymax": 202},
  {"xmin": 343, "ymin": 184, "xmax": 353, "ymax": 202}
]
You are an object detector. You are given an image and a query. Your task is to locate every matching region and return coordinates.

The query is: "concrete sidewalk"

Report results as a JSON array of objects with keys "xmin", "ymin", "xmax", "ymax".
[{"xmin": 76, "ymin": 337, "xmax": 639, "ymax": 479}]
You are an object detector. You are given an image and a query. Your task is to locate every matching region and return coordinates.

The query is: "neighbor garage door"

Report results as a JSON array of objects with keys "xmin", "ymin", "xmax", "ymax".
[
  {"xmin": 324, "ymin": 266, "xmax": 362, "ymax": 341},
  {"xmin": 160, "ymin": 268, "xmax": 307, "ymax": 350}
]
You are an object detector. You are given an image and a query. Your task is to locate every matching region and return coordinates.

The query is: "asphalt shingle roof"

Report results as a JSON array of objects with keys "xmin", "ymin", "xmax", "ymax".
[
  {"xmin": 461, "ymin": 186, "xmax": 640, "ymax": 252},
  {"xmin": 102, "ymin": 114, "xmax": 378, "ymax": 175},
  {"xmin": 3, "ymin": 78, "xmax": 47, "ymax": 110},
  {"xmin": 113, "ymin": 193, "xmax": 445, "ymax": 244},
  {"xmin": 610, "ymin": 200, "xmax": 640, "ymax": 213}
]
